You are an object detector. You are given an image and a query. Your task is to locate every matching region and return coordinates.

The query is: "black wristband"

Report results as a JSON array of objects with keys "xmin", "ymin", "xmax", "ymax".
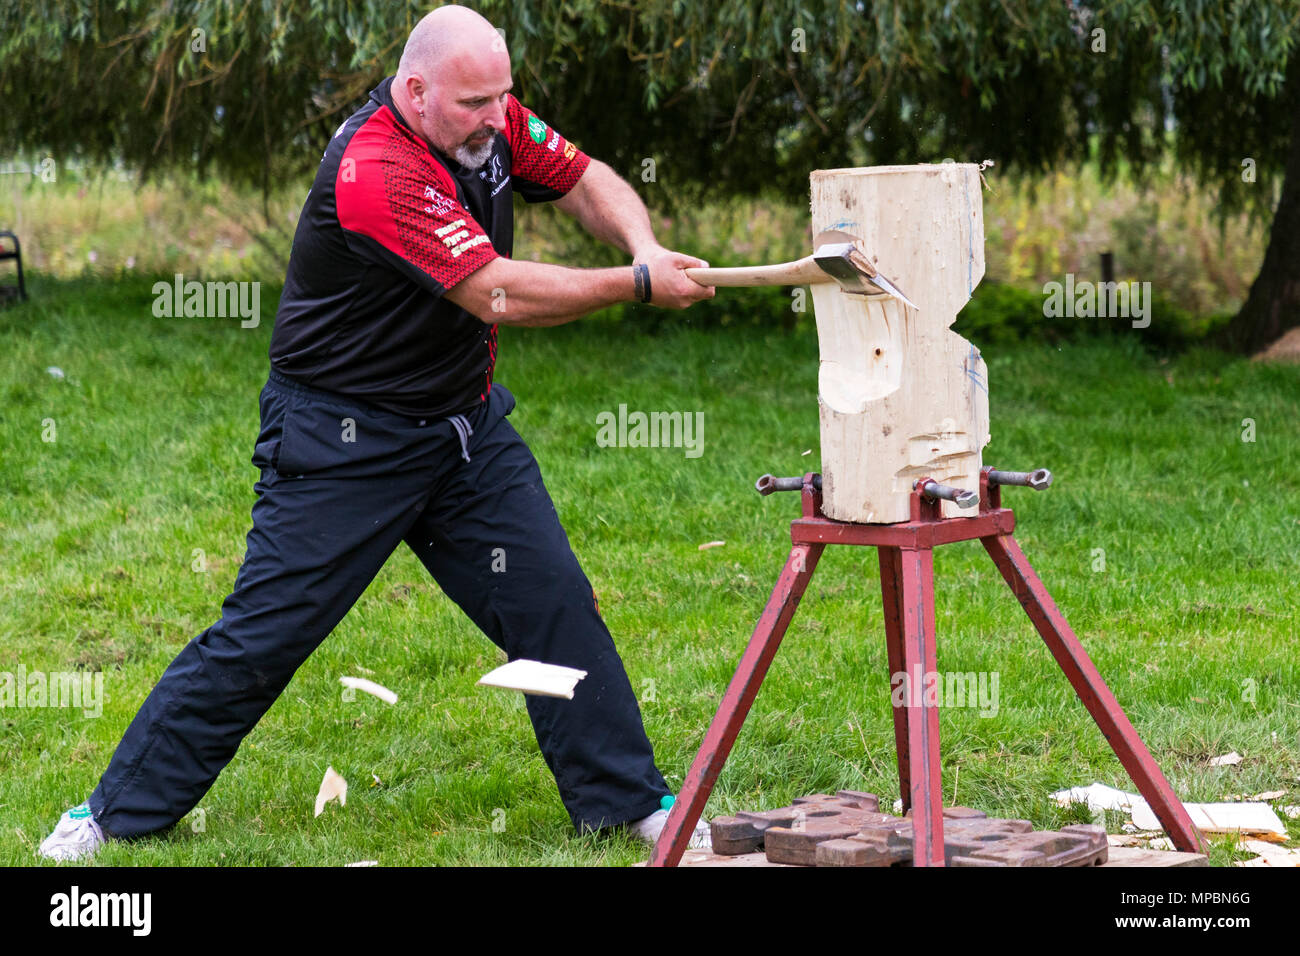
[
  {"xmin": 638, "ymin": 263, "xmax": 652, "ymax": 303},
  {"xmin": 632, "ymin": 264, "xmax": 645, "ymax": 303}
]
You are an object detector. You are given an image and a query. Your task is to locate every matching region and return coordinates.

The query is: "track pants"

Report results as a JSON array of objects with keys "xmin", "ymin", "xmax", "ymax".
[{"xmin": 87, "ymin": 370, "xmax": 669, "ymax": 837}]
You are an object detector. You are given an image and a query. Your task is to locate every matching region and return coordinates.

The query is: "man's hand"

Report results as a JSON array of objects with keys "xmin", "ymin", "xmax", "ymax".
[{"xmin": 635, "ymin": 244, "xmax": 716, "ymax": 309}]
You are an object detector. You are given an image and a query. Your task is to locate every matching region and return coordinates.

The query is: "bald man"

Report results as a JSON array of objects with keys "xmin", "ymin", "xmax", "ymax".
[{"xmin": 39, "ymin": 5, "xmax": 713, "ymax": 862}]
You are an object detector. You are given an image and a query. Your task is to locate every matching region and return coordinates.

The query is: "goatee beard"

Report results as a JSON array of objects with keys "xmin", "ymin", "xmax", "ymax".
[{"xmin": 455, "ymin": 138, "xmax": 495, "ymax": 170}]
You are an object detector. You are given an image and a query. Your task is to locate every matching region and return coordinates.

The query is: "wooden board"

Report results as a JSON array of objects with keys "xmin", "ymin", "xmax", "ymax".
[{"xmin": 810, "ymin": 164, "xmax": 989, "ymax": 523}]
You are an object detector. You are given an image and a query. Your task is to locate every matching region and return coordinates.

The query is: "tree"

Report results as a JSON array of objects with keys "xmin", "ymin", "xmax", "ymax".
[{"xmin": 2, "ymin": 1, "xmax": 1296, "ymax": 349}]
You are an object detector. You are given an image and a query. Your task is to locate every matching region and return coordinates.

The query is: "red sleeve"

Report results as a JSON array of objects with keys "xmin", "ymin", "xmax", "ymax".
[
  {"xmin": 336, "ymin": 105, "xmax": 499, "ymax": 293},
  {"xmin": 503, "ymin": 95, "xmax": 591, "ymax": 200}
]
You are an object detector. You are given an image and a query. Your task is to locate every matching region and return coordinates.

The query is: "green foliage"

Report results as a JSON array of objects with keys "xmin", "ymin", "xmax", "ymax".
[
  {"xmin": 2, "ymin": 162, "xmax": 1258, "ymax": 348},
  {"xmin": 952, "ymin": 280, "xmax": 1056, "ymax": 347},
  {"xmin": 953, "ymin": 280, "xmax": 1234, "ymax": 354},
  {"xmin": 2, "ymin": 1, "xmax": 1296, "ymax": 216}
]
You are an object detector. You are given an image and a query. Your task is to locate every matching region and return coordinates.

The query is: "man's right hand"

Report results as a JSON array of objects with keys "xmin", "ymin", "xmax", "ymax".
[{"xmin": 636, "ymin": 246, "xmax": 716, "ymax": 309}]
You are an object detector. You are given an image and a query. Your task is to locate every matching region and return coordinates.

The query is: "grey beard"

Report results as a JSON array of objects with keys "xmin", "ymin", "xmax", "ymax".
[{"xmin": 455, "ymin": 139, "xmax": 495, "ymax": 169}]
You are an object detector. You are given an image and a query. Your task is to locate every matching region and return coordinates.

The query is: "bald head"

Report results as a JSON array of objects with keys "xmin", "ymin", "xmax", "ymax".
[
  {"xmin": 391, "ymin": 5, "xmax": 513, "ymax": 168},
  {"xmin": 397, "ymin": 5, "xmax": 506, "ymax": 83}
]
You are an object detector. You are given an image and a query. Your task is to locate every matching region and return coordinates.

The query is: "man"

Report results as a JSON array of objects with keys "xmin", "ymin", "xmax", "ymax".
[{"xmin": 39, "ymin": 4, "xmax": 714, "ymax": 862}]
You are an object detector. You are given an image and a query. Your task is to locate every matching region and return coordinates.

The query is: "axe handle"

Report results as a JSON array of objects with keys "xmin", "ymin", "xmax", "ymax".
[{"xmin": 684, "ymin": 256, "xmax": 830, "ymax": 288}]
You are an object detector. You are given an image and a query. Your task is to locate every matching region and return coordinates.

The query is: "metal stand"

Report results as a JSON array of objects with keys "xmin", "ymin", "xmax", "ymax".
[{"xmin": 649, "ymin": 466, "xmax": 1206, "ymax": 866}]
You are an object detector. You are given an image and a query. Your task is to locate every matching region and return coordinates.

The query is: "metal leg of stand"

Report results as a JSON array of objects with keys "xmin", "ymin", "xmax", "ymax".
[
  {"xmin": 878, "ymin": 547, "xmax": 912, "ymax": 813},
  {"xmin": 648, "ymin": 542, "xmax": 826, "ymax": 866},
  {"xmin": 982, "ymin": 532, "xmax": 1207, "ymax": 855},
  {"xmin": 898, "ymin": 544, "xmax": 946, "ymax": 866}
]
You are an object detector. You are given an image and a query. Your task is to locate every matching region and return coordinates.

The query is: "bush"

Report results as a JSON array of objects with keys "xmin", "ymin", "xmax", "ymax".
[{"xmin": 953, "ymin": 279, "xmax": 1235, "ymax": 354}]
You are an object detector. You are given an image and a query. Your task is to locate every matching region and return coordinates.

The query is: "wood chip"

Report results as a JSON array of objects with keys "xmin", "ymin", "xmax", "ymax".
[
  {"xmin": 339, "ymin": 676, "xmax": 397, "ymax": 705},
  {"xmin": 1132, "ymin": 801, "xmax": 1287, "ymax": 837},
  {"xmin": 698, "ymin": 540, "xmax": 726, "ymax": 550},
  {"xmin": 314, "ymin": 766, "xmax": 348, "ymax": 817},
  {"xmin": 1209, "ymin": 751, "xmax": 1243, "ymax": 767},
  {"xmin": 1106, "ymin": 834, "xmax": 1147, "ymax": 847},
  {"xmin": 1235, "ymin": 840, "xmax": 1300, "ymax": 867},
  {"xmin": 477, "ymin": 659, "xmax": 588, "ymax": 699},
  {"xmin": 1051, "ymin": 783, "xmax": 1140, "ymax": 812},
  {"xmin": 1251, "ymin": 790, "xmax": 1287, "ymax": 801}
]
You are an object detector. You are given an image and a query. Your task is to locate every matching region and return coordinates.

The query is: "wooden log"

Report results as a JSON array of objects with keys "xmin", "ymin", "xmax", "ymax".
[{"xmin": 810, "ymin": 164, "xmax": 989, "ymax": 523}]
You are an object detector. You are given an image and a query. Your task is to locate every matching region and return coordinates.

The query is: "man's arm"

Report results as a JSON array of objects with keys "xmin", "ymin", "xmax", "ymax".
[
  {"xmin": 444, "ymin": 254, "xmax": 710, "ymax": 327},
  {"xmin": 552, "ymin": 159, "xmax": 660, "ymax": 259},
  {"xmin": 444, "ymin": 160, "xmax": 714, "ymax": 326}
]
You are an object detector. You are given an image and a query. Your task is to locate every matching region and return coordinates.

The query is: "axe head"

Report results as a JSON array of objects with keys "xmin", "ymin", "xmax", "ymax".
[{"xmin": 812, "ymin": 229, "xmax": 919, "ymax": 310}]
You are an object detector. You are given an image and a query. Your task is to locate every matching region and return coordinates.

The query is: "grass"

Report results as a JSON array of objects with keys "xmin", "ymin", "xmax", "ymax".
[{"xmin": 1, "ymin": 274, "xmax": 1298, "ymax": 867}]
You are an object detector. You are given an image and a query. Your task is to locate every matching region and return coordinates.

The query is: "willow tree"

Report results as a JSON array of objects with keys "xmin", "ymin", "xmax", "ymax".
[{"xmin": 2, "ymin": 0, "xmax": 1295, "ymax": 349}]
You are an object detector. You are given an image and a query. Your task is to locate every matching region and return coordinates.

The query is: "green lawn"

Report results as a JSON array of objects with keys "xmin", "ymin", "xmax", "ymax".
[{"xmin": 2, "ymin": 275, "xmax": 1298, "ymax": 866}]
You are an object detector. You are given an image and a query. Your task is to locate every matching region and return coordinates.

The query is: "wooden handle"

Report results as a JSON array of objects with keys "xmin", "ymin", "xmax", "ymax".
[{"xmin": 684, "ymin": 255, "xmax": 830, "ymax": 287}]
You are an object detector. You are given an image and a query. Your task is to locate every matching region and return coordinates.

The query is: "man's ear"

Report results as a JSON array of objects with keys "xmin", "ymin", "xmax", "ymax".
[{"xmin": 403, "ymin": 74, "xmax": 427, "ymax": 112}]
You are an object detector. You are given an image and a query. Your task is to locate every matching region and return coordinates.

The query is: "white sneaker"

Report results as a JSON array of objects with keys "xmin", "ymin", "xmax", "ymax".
[
  {"xmin": 38, "ymin": 803, "xmax": 105, "ymax": 862},
  {"xmin": 627, "ymin": 808, "xmax": 712, "ymax": 850}
]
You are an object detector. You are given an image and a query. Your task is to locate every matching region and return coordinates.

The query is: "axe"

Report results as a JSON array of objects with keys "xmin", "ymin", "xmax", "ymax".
[{"xmin": 683, "ymin": 229, "xmax": 918, "ymax": 310}]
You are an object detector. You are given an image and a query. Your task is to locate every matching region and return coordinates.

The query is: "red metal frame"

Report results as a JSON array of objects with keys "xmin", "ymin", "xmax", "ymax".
[{"xmin": 648, "ymin": 468, "xmax": 1206, "ymax": 867}]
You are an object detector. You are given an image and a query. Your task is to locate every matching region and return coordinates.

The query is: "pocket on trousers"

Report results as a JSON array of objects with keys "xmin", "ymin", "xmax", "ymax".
[
  {"xmin": 273, "ymin": 404, "xmax": 319, "ymax": 477},
  {"xmin": 273, "ymin": 401, "xmax": 363, "ymax": 477},
  {"xmin": 251, "ymin": 385, "xmax": 290, "ymax": 473},
  {"xmin": 249, "ymin": 386, "xmax": 331, "ymax": 478}
]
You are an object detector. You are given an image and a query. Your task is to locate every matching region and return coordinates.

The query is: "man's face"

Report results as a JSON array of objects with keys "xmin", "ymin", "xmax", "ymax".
[{"xmin": 418, "ymin": 47, "xmax": 513, "ymax": 169}]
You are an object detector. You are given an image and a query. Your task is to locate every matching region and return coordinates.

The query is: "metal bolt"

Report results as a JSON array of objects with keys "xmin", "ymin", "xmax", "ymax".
[
  {"xmin": 916, "ymin": 479, "xmax": 979, "ymax": 509},
  {"xmin": 987, "ymin": 468, "xmax": 1053, "ymax": 491},
  {"xmin": 755, "ymin": 474, "xmax": 822, "ymax": 495}
]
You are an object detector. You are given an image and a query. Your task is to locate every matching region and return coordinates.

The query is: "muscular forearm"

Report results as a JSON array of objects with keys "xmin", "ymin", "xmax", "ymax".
[
  {"xmin": 446, "ymin": 256, "xmax": 637, "ymax": 326},
  {"xmin": 554, "ymin": 160, "xmax": 658, "ymax": 258}
]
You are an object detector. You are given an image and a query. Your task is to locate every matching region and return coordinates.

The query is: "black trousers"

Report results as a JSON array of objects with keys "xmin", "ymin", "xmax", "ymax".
[{"xmin": 88, "ymin": 370, "xmax": 669, "ymax": 838}]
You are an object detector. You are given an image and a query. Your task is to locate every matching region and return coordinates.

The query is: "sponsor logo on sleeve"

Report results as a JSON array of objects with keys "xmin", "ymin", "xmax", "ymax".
[
  {"xmin": 434, "ymin": 219, "xmax": 491, "ymax": 258},
  {"xmin": 546, "ymin": 130, "xmax": 560, "ymax": 152},
  {"xmin": 527, "ymin": 116, "xmax": 547, "ymax": 144},
  {"xmin": 563, "ymin": 141, "xmax": 577, "ymax": 161}
]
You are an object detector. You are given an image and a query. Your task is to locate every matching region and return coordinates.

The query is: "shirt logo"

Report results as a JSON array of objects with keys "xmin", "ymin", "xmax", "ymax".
[
  {"xmin": 528, "ymin": 116, "xmax": 547, "ymax": 144},
  {"xmin": 478, "ymin": 154, "xmax": 509, "ymax": 198},
  {"xmin": 563, "ymin": 141, "xmax": 577, "ymax": 161},
  {"xmin": 546, "ymin": 130, "xmax": 560, "ymax": 152},
  {"xmin": 434, "ymin": 219, "xmax": 490, "ymax": 258},
  {"xmin": 479, "ymin": 154, "xmax": 504, "ymax": 185},
  {"xmin": 423, "ymin": 185, "xmax": 454, "ymax": 216}
]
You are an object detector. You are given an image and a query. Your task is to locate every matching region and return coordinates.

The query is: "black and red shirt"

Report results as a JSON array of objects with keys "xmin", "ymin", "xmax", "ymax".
[{"xmin": 269, "ymin": 76, "xmax": 590, "ymax": 418}]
